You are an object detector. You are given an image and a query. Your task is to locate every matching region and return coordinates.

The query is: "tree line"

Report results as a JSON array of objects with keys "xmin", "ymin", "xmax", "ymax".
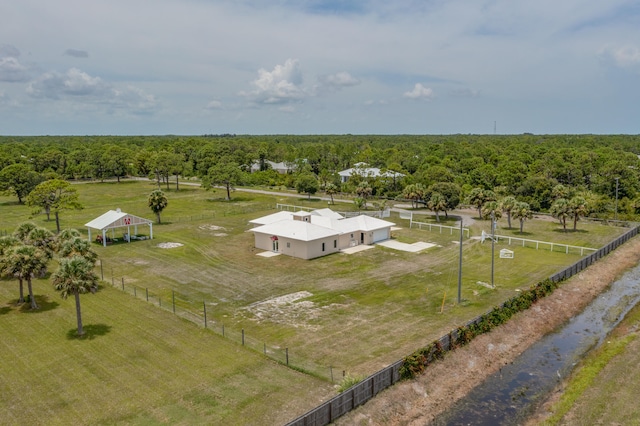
[{"xmin": 1, "ymin": 134, "xmax": 639, "ymax": 221}]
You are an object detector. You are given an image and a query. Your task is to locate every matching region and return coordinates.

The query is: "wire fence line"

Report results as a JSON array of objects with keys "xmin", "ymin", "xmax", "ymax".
[
  {"xmin": 99, "ymin": 262, "xmax": 343, "ymax": 383},
  {"xmin": 286, "ymin": 224, "xmax": 640, "ymax": 426}
]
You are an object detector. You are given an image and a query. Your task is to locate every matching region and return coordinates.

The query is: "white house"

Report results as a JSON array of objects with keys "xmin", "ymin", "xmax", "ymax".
[
  {"xmin": 338, "ymin": 162, "xmax": 404, "ymax": 183},
  {"xmin": 250, "ymin": 160, "xmax": 293, "ymax": 174},
  {"xmin": 249, "ymin": 209, "xmax": 395, "ymax": 260}
]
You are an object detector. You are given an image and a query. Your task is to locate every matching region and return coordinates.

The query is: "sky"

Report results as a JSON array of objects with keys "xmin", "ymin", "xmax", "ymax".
[{"xmin": 1, "ymin": 0, "xmax": 639, "ymax": 136}]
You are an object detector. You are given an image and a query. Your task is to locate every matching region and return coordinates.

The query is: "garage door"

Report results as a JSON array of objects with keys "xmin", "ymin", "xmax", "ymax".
[{"xmin": 372, "ymin": 228, "xmax": 389, "ymax": 243}]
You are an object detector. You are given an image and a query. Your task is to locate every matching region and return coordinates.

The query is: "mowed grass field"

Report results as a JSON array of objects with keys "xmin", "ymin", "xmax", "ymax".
[
  {"xmin": 0, "ymin": 273, "xmax": 332, "ymax": 425},
  {"xmin": 0, "ymin": 180, "xmax": 628, "ymax": 423}
]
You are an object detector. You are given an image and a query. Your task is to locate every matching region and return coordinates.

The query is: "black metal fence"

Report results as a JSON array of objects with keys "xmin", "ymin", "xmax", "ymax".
[{"xmin": 285, "ymin": 224, "xmax": 640, "ymax": 426}]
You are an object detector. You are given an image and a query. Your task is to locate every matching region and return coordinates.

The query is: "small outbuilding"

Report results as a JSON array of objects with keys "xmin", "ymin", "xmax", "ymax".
[{"xmin": 85, "ymin": 208, "xmax": 154, "ymax": 247}]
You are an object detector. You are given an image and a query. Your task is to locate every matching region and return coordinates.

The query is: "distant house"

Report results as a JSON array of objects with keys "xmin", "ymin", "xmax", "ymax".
[
  {"xmin": 338, "ymin": 162, "xmax": 404, "ymax": 183},
  {"xmin": 250, "ymin": 160, "xmax": 294, "ymax": 174},
  {"xmin": 249, "ymin": 208, "xmax": 395, "ymax": 260}
]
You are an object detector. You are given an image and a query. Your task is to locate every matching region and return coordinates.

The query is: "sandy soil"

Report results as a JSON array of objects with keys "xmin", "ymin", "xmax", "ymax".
[{"xmin": 336, "ymin": 236, "xmax": 640, "ymax": 425}]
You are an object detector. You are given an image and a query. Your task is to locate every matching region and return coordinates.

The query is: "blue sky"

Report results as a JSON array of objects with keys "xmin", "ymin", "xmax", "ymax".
[{"xmin": 1, "ymin": 0, "xmax": 639, "ymax": 135}]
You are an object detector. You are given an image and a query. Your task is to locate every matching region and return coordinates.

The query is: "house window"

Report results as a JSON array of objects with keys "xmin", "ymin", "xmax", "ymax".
[
  {"xmin": 322, "ymin": 242, "xmax": 325, "ymax": 252},
  {"xmin": 334, "ymin": 240, "xmax": 337, "ymax": 248},
  {"xmin": 287, "ymin": 242, "xmax": 290, "ymax": 248},
  {"xmin": 350, "ymin": 233, "xmax": 354, "ymax": 238}
]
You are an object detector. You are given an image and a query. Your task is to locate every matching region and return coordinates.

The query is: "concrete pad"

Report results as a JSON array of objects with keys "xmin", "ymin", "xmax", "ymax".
[
  {"xmin": 341, "ymin": 245, "xmax": 376, "ymax": 254},
  {"xmin": 257, "ymin": 251, "xmax": 282, "ymax": 257},
  {"xmin": 376, "ymin": 240, "xmax": 437, "ymax": 253}
]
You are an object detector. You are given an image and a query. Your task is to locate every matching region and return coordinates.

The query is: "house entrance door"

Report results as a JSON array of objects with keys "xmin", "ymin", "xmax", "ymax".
[
  {"xmin": 272, "ymin": 240, "xmax": 279, "ymax": 252},
  {"xmin": 360, "ymin": 233, "xmax": 364, "ymax": 244}
]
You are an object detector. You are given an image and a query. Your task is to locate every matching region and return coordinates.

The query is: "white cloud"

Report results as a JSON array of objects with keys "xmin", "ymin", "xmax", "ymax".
[
  {"xmin": 205, "ymin": 100, "xmax": 223, "ymax": 110},
  {"xmin": 26, "ymin": 68, "xmax": 158, "ymax": 113},
  {"xmin": 241, "ymin": 59, "xmax": 306, "ymax": 105},
  {"xmin": 0, "ymin": 45, "xmax": 31, "ymax": 82},
  {"xmin": 599, "ymin": 45, "xmax": 640, "ymax": 71},
  {"xmin": 318, "ymin": 71, "xmax": 360, "ymax": 91},
  {"xmin": 403, "ymin": 83, "xmax": 434, "ymax": 100}
]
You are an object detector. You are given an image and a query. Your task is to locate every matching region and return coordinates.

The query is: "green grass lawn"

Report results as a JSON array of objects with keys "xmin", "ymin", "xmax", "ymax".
[
  {"xmin": 0, "ymin": 280, "xmax": 331, "ymax": 425},
  {"xmin": 0, "ymin": 180, "xmax": 629, "ymax": 422}
]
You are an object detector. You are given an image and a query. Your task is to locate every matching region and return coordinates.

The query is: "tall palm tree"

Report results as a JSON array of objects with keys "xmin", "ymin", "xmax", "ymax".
[
  {"xmin": 59, "ymin": 237, "xmax": 98, "ymax": 266},
  {"xmin": 325, "ymin": 183, "xmax": 338, "ymax": 205},
  {"xmin": 550, "ymin": 198, "xmax": 571, "ymax": 232},
  {"xmin": 428, "ymin": 192, "xmax": 447, "ymax": 222},
  {"xmin": 500, "ymin": 196, "xmax": 517, "ymax": 229},
  {"xmin": 26, "ymin": 227, "xmax": 57, "ymax": 260},
  {"xmin": 9, "ymin": 245, "xmax": 49, "ymax": 309},
  {"xmin": 569, "ymin": 196, "xmax": 589, "ymax": 231},
  {"xmin": 148, "ymin": 189, "xmax": 168, "ymax": 224},
  {"xmin": 52, "ymin": 256, "xmax": 99, "ymax": 336},
  {"xmin": 511, "ymin": 201, "xmax": 533, "ymax": 233},
  {"xmin": 0, "ymin": 236, "xmax": 22, "ymax": 303}
]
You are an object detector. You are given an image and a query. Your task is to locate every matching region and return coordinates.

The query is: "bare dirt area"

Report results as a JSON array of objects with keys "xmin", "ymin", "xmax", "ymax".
[{"xmin": 336, "ymin": 236, "xmax": 640, "ymax": 426}]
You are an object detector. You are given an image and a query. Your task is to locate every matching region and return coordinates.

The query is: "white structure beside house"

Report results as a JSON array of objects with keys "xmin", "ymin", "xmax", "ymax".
[
  {"xmin": 249, "ymin": 208, "xmax": 395, "ymax": 259},
  {"xmin": 85, "ymin": 209, "xmax": 153, "ymax": 247},
  {"xmin": 338, "ymin": 162, "xmax": 404, "ymax": 183},
  {"xmin": 250, "ymin": 160, "xmax": 293, "ymax": 174}
]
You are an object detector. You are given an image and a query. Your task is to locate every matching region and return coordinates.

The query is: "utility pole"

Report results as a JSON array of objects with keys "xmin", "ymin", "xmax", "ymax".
[
  {"xmin": 458, "ymin": 219, "xmax": 463, "ymax": 304},
  {"xmin": 491, "ymin": 211, "xmax": 496, "ymax": 289}
]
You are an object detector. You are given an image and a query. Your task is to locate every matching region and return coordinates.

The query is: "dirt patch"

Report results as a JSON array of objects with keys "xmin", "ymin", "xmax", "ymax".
[
  {"xmin": 240, "ymin": 291, "xmax": 343, "ymax": 330},
  {"xmin": 157, "ymin": 242, "xmax": 184, "ymax": 249},
  {"xmin": 335, "ymin": 236, "xmax": 640, "ymax": 425}
]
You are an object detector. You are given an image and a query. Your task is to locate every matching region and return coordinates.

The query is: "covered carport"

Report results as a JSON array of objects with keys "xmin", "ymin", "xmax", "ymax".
[{"xmin": 85, "ymin": 208, "xmax": 153, "ymax": 247}]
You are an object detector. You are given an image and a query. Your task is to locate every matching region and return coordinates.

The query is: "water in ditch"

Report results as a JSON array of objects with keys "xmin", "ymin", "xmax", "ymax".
[{"xmin": 430, "ymin": 264, "xmax": 640, "ymax": 426}]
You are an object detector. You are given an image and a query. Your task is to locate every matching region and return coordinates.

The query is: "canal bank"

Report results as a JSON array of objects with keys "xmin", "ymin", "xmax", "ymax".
[{"xmin": 336, "ymin": 236, "xmax": 640, "ymax": 426}]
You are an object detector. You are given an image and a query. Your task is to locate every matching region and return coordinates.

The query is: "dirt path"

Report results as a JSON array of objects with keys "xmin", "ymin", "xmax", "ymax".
[{"xmin": 336, "ymin": 236, "xmax": 640, "ymax": 425}]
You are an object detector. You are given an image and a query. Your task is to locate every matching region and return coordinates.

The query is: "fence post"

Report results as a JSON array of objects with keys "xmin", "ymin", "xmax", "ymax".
[
  {"xmin": 286, "ymin": 348, "xmax": 289, "ymax": 365},
  {"xmin": 100, "ymin": 260, "xmax": 104, "ymax": 280},
  {"xmin": 242, "ymin": 329, "xmax": 245, "ymax": 346},
  {"xmin": 330, "ymin": 366, "xmax": 334, "ymax": 382},
  {"xmin": 146, "ymin": 288, "xmax": 149, "ymax": 301},
  {"xmin": 172, "ymin": 291, "xmax": 175, "ymax": 314},
  {"xmin": 203, "ymin": 301, "xmax": 207, "ymax": 328},
  {"xmin": 264, "ymin": 343, "xmax": 266, "ymax": 355},
  {"xmin": 121, "ymin": 277, "xmax": 124, "ymax": 291},
  {"xmin": 111, "ymin": 268, "xmax": 114, "ymax": 286},
  {"xmin": 134, "ymin": 286, "xmax": 136, "ymax": 297},
  {"xmin": 222, "ymin": 324, "xmax": 225, "ymax": 337}
]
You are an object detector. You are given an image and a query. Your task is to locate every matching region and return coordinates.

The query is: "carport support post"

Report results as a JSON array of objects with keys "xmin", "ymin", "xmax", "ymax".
[{"xmin": 458, "ymin": 219, "xmax": 463, "ymax": 304}]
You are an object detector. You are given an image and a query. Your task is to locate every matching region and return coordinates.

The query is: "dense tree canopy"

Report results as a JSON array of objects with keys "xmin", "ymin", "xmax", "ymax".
[{"xmin": 1, "ymin": 134, "xmax": 640, "ymax": 220}]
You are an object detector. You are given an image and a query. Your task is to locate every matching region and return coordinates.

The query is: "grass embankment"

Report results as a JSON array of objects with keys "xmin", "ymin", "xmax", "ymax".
[{"xmin": 541, "ymin": 302, "xmax": 640, "ymax": 425}]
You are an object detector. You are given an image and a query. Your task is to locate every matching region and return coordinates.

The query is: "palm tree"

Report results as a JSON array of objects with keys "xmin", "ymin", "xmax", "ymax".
[
  {"xmin": 148, "ymin": 189, "xmax": 168, "ymax": 224},
  {"xmin": 59, "ymin": 237, "xmax": 98, "ymax": 266},
  {"xmin": 26, "ymin": 227, "xmax": 57, "ymax": 260},
  {"xmin": 52, "ymin": 256, "xmax": 99, "ymax": 336},
  {"xmin": 428, "ymin": 192, "xmax": 447, "ymax": 222},
  {"xmin": 511, "ymin": 201, "xmax": 533, "ymax": 233},
  {"xmin": 569, "ymin": 196, "xmax": 589, "ymax": 231},
  {"xmin": 482, "ymin": 200, "xmax": 503, "ymax": 221},
  {"xmin": 355, "ymin": 181, "xmax": 373, "ymax": 208},
  {"xmin": 325, "ymin": 183, "xmax": 338, "ymax": 205},
  {"xmin": 9, "ymin": 245, "xmax": 49, "ymax": 309},
  {"xmin": 0, "ymin": 236, "xmax": 22, "ymax": 303},
  {"xmin": 500, "ymin": 196, "xmax": 517, "ymax": 229},
  {"xmin": 550, "ymin": 198, "xmax": 571, "ymax": 232},
  {"xmin": 466, "ymin": 188, "xmax": 496, "ymax": 219},
  {"xmin": 13, "ymin": 222, "xmax": 38, "ymax": 242}
]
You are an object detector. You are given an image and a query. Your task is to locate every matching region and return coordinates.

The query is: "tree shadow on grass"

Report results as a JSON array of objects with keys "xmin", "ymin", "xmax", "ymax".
[
  {"xmin": 206, "ymin": 196, "xmax": 252, "ymax": 202},
  {"xmin": 66, "ymin": 323, "xmax": 112, "ymax": 340},
  {"xmin": 0, "ymin": 306, "xmax": 12, "ymax": 315},
  {"xmin": 19, "ymin": 295, "xmax": 59, "ymax": 313},
  {"xmin": 551, "ymin": 228, "xmax": 589, "ymax": 234}
]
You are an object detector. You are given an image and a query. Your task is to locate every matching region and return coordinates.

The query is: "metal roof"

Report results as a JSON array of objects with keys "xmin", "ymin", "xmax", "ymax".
[{"xmin": 85, "ymin": 209, "xmax": 152, "ymax": 230}]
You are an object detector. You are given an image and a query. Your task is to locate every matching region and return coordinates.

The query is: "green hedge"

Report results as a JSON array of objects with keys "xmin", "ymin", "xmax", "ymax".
[{"xmin": 400, "ymin": 278, "xmax": 560, "ymax": 379}]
